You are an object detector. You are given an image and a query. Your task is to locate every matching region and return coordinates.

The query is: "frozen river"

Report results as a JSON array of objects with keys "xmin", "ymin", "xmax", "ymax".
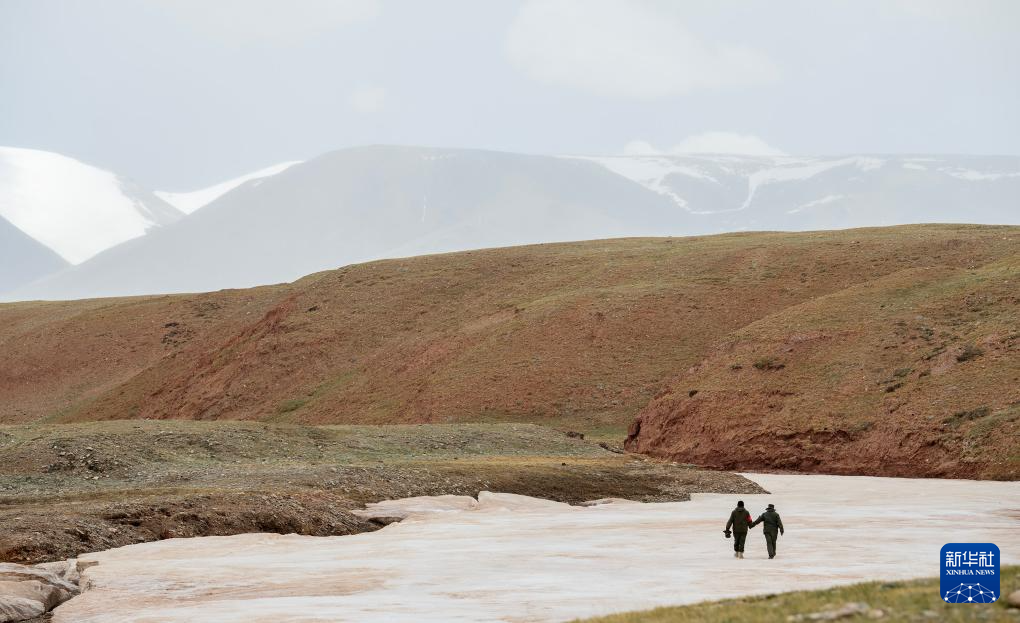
[{"xmin": 54, "ymin": 473, "xmax": 1020, "ymax": 622}]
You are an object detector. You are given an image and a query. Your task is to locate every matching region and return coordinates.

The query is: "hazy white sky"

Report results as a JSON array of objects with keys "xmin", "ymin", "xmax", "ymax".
[{"xmin": 1, "ymin": 0, "xmax": 1018, "ymax": 189}]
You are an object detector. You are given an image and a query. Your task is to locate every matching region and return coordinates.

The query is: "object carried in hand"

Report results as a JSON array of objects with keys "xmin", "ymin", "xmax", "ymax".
[{"xmin": 724, "ymin": 530, "xmax": 732, "ymax": 539}]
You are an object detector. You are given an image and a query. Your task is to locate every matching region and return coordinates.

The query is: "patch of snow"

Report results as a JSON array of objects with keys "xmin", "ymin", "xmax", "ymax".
[
  {"xmin": 855, "ymin": 157, "xmax": 885, "ymax": 172},
  {"xmin": 735, "ymin": 157, "xmax": 885, "ymax": 212},
  {"xmin": 739, "ymin": 157, "xmax": 857, "ymax": 211},
  {"xmin": 155, "ymin": 161, "xmax": 302, "ymax": 214},
  {"xmin": 353, "ymin": 494, "xmax": 479, "ymax": 520},
  {"xmin": 902, "ymin": 162, "xmax": 927, "ymax": 171},
  {"xmin": 580, "ymin": 155, "xmax": 718, "ymax": 183},
  {"xmin": 940, "ymin": 168, "xmax": 1020, "ymax": 182},
  {"xmin": 569, "ymin": 155, "xmax": 722, "ymax": 211},
  {"xmin": 0, "ymin": 146, "xmax": 178, "ymax": 264},
  {"xmin": 719, "ymin": 155, "xmax": 810, "ymax": 167},
  {"xmin": 787, "ymin": 194, "xmax": 845, "ymax": 214},
  {"xmin": 54, "ymin": 474, "xmax": 1020, "ymax": 622}
]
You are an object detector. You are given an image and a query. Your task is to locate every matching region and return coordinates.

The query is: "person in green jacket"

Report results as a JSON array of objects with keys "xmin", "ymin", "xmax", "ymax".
[
  {"xmin": 751, "ymin": 503, "xmax": 785, "ymax": 559},
  {"xmin": 724, "ymin": 500, "xmax": 752, "ymax": 559}
]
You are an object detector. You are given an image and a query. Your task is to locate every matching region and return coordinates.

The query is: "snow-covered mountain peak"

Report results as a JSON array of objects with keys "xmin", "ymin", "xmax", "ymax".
[
  {"xmin": 155, "ymin": 161, "xmax": 302, "ymax": 214},
  {"xmin": 0, "ymin": 146, "xmax": 182, "ymax": 264}
]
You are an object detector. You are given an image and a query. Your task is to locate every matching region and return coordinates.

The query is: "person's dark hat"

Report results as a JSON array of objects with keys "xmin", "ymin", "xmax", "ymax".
[
  {"xmin": 766, "ymin": 503, "xmax": 775, "ymax": 510},
  {"xmin": 737, "ymin": 500, "xmax": 744, "ymax": 507}
]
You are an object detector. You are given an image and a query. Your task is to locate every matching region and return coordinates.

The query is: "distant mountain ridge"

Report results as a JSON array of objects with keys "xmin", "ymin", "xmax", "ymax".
[
  {"xmin": 5, "ymin": 146, "xmax": 690, "ymax": 300},
  {"xmin": 571, "ymin": 153, "xmax": 1020, "ymax": 230},
  {"xmin": 2, "ymin": 145, "xmax": 1018, "ymax": 301}
]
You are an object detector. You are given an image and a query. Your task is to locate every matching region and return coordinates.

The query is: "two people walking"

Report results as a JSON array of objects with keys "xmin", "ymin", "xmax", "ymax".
[{"xmin": 724, "ymin": 500, "xmax": 784, "ymax": 559}]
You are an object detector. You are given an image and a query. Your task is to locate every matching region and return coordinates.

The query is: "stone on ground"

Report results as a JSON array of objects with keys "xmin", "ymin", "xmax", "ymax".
[{"xmin": 0, "ymin": 563, "xmax": 78, "ymax": 622}]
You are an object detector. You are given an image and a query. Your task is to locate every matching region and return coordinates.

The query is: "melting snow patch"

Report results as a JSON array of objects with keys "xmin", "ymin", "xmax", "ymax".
[
  {"xmin": 855, "ymin": 157, "xmax": 885, "ymax": 172},
  {"xmin": 53, "ymin": 474, "xmax": 1020, "ymax": 623},
  {"xmin": 739, "ymin": 158, "xmax": 859, "ymax": 211},
  {"xmin": 941, "ymin": 168, "xmax": 1020, "ymax": 182},
  {"xmin": 787, "ymin": 194, "xmax": 845, "ymax": 214}
]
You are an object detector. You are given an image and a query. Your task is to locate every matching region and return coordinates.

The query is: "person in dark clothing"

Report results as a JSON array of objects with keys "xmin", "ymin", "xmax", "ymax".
[
  {"xmin": 724, "ymin": 500, "xmax": 753, "ymax": 559},
  {"xmin": 751, "ymin": 503, "xmax": 785, "ymax": 559}
]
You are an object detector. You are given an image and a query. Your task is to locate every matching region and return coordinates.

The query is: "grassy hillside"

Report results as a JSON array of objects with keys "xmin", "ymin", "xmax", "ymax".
[
  {"xmin": 627, "ymin": 238, "xmax": 1020, "ymax": 479},
  {"xmin": 0, "ymin": 286, "xmax": 283, "ymax": 423},
  {"xmin": 1, "ymin": 225, "xmax": 1017, "ymax": 477},
  {"xmin": 578, "ymin": 566, "xmax": 1019, "ymax": 623}
]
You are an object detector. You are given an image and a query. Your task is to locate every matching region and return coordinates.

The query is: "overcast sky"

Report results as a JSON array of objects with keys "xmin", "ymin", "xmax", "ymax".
[{"xmin": 2, "ymin": 0, "xmax": 1018, "ymax": 189}]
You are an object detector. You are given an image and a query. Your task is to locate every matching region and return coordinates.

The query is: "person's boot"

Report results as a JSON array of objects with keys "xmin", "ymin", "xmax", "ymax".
[
  {"xmin": 738, "ymin": 552, "xmax": 744, "ymax": 559},
  {"xmin": 734, "ymin": 551, "xmax": 739, "ymax": 558}
]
